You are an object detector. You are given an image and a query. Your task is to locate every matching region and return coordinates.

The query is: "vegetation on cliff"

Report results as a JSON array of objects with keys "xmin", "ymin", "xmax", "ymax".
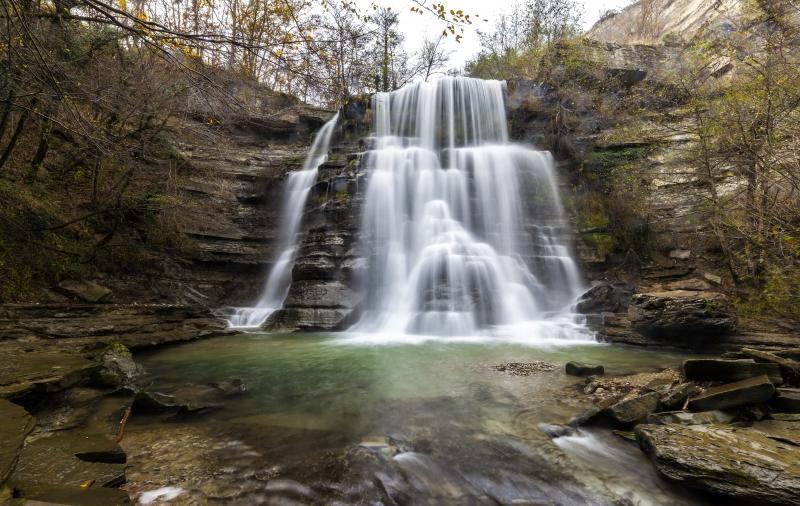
[{"xmin": 0, "ymin": 0, "xmax": 464, "ymax": 301}]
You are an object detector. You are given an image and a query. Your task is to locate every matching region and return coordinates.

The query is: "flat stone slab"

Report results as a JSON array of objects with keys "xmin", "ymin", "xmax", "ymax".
[
  {"xmin": 683, "ymin": 358, "xmax": 782, "ymax": 384},
  {"xmin": 688, "ymin": 374, "xmax": 775, "ymax": 411},
  {"xmin": 636, "ymin": 421, "xmax": 800, "ymax": 504},
  {"xmin": 742, "ymin": 348, "xmax": 800, "ymax": 385},
  {"xmin": 12, "ymin": 432, "xmax": 125, "ymax": 489},
  {"xmin": 12, "ymin": 481, "xmax": 130, "ymax": 505},
  {"xmin": 0, "ymin": 399, "xmax": 35, "ymax": 484},
  {"xmin": 0, "ymin": 345, "xmax": 100, "ymax": 400}
]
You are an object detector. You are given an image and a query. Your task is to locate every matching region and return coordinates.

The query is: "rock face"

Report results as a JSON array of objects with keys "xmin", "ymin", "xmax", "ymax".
[
  {"xmin": 57, "ymin": 279, "xmax": 111, "ymax": 303},
  {"xmin": 586, "ymin": 0, "xmax": 741, "ymax": 45},
  {"xmin": 636, "ymin": 421, "xmax": 800, "ymax": 505},
  {"xmin": 575, "ymin": 283, "xmax": 633, "ymax": 314},
  {"xmin": 628, "ymin": 290, "xmax": 736, "ymax": 341}
]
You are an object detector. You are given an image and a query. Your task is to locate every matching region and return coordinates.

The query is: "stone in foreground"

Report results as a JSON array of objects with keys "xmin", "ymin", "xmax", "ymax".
[
  {"xmin": 565, "ymin": 361, "xmax": 604, "ymax": 376},
  {"xmin": 12, "ymin": 432, "xmax": 126, "ymax": 489},
  {"xmin": 741, "ymin": 348, "xmax": 800, "ymax": 385},
  {"xmin": 682, "ymin": 358, "xmax": 782, "ymax": 384},
  {"xmin": 0, "ymin": 399, "xmax": 35, "ymax": 484},
  {"xmin": 772, "ymin": 388, "xmax": 800, "ymax": 414},
  {"xmin": 687, "ymin": 375, "xmax": 775, "ymax": 412},
  {"xmin": 636, "ymin": 422, "xmax": 800, "ymax": 504},
  {"xmin": 606, "ymin": 392, "xmax": 659, "ymax": 425}
]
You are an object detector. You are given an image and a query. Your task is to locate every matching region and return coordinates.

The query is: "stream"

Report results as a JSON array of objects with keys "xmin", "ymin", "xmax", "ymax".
[{"xmin": 123, "ymin": 334, "xmax": 710, "ymax": 505}]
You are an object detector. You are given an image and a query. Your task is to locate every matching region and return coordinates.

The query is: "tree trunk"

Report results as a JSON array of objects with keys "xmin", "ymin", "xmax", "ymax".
[{"xmin": 0, "ymin": 98, "xmax": 36, "ymax": 171}]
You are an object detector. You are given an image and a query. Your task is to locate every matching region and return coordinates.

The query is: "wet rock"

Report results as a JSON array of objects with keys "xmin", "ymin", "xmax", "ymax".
[
  {"xmin": 606, "ymin": 392, "xmax": 660, "ymax": 426},
  {"xmin": 772, "ymin": 388, "xmax": 800, "ymax": 414},
  {"xmin": 133, "ymin": 385, "xmax": 222, "ymax": 417},
  {"xmin": 575, "ymin": 283, "xmax": 633, "ymax": 313},
  {"xmin": 658, "ymin": 382, "xmax": 699, "ymax": 410},
  {"xmin": 771, "ymin": 413, "xmax": 800, "ymax": 422},
  {"xmin": 57, "ymin": 279, "xmax": 112, "ymax": 303},
  {"xmin": 93, "ymin": 343, "xmax": 142, "ymax": 388},
  {"xmin": 682, "ymin": 358, "xmax": 782, "ymax": 384},
  {"xmin": 741, "ymin": 348, "xmax": 800, "ymax": 385},
  {"xmin": 283, "ymin": 280, "xmax": 357, "ymax": 309},
  {"xmin": 0, "ymin": 399, "xmax": 35, "ymax": 484},
  {"xmin": 567, "ymin": 404, "xmax": 603, "ymax": 427},
  {"xmin": 628, "ymin": 290, "xmax": 736, "ymax": 341},
  {"xmin": 636, "ymin": 422, "xmax": 800, "ymax": 504},
  {"xmin": 645, "ymin": 410, "xmax": 734, "ymax": 425},
  {"xmin": 565, "ymin": 361, "xmax": 605, "ymax": 377},
  {"xmin": 688, "ymin": 375, "xmax": 776, "ymax": 412},
  {"xmin": 211, "ymin": 377, "xmax": 247, "ymax": 396},
  {"xmin": 133, "ymin": 391, "xmax": 179, "ymax": 413},
  {"xmin": 538, "ymin": 423, "xmax": 576, "ymax": 439}
]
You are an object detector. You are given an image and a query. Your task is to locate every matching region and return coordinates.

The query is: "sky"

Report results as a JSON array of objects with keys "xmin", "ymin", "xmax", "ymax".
[{"xmin": 360, "ymin": 0, "xmax": 634, "ymax": 70}]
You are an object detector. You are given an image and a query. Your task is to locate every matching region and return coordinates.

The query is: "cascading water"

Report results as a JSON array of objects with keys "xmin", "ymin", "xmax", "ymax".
[
  {"xmin": 349, "ymin": 77, "xmax": 592, "ymax": 342},
  {"xmin": 229, "ymin": 113, "xmax": 339, "ymax": 328}
]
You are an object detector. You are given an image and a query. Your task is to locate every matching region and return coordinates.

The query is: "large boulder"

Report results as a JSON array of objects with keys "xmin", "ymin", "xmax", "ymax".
[
  {"xmin": 687, "ymin": 375, "xmax": 775, "ymax": 412},
  {"xmin": 575, "ymin": 283, "xmax": 634, "ymax": 314},
  {"xmin": 628, "ymin": 290, "xmax": 736, "ymax": 341},
  {"xmin": 93, "ymin": 344, "xmax": 142, "ymax": 388},
  {"xmin": 636, "ymin": 421, "xmax": 800, "ymax": 504},
  {"xmin": 682, "ymin": 358, "xmax": 782, "ymax": 384}
]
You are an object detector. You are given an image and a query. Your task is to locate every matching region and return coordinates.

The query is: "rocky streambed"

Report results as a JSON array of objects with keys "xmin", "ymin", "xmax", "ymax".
[
  {"xmin": 548, "ymin": 350, "xmax": 800, "ymax": 504},
  {"xmin": 1, "ymin": 304, "xmax": 799, "ymax": 505}
]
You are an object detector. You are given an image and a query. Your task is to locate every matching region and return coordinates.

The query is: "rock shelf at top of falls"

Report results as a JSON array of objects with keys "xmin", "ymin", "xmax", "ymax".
[{"xmin": 349, "ymin": 77, "xmax": 591, "ymax": 341}]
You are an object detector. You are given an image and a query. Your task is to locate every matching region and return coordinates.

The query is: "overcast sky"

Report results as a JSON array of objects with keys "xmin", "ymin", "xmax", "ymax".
[{"xmin": 360, "ymin": 0, "xmax": 633, "ymax": 70}]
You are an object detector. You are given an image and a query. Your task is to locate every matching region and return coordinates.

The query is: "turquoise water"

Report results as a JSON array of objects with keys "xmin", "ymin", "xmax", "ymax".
[{"xmin": 132, "ymin": 333, "xmax": 707, "ymax": 505}]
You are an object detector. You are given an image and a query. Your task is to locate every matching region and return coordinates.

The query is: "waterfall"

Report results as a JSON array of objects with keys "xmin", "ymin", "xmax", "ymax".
[
  {"xmin": 349, "ymin": 77, "xmax": 592, "ymax": 342},
  {"xmin": 229, "ymin": 113, "xmax": 339, "ymax": 328}
]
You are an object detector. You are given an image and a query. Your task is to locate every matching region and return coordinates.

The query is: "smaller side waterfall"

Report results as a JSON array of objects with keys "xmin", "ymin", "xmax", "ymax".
[{"xmin": 229, "ymin": 113, "xmax": 339, "ymax": 328}]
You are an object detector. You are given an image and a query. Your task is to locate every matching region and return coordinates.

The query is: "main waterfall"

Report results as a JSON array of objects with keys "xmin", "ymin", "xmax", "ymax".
[
  {"xmin": 229, "ymin": 113, "xmax": 340, "ymax": 328},
  {"xmin": 350, "ymin": 77, "xmax": 592, "ymax": 342}
]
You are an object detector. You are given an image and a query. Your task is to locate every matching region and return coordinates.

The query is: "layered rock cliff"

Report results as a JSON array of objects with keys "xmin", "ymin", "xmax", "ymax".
[{"xmin": 586, "ymin": 0, "xmax": 742, "ymax": 44}]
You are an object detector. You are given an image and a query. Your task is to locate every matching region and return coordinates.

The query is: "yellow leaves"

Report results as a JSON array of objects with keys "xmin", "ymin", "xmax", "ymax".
[{"xmin": 118, "ymin": 0, "xmax": 127, "ymax": 11}]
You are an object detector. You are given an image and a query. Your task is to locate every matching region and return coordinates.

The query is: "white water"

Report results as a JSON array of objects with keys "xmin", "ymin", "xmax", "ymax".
[
  {"xmin": 348, "ymin": 77, "xmax": 591, "ymax": 342},
  {"xmin": 229, "ymin": 113, "xmax": 339, "ymax": 328}
]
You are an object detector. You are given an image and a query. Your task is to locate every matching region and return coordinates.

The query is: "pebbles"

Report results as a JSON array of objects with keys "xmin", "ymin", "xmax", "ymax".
[{"xmin": 488, "ymin": 362, "xmax": 557, "ymax": 376}]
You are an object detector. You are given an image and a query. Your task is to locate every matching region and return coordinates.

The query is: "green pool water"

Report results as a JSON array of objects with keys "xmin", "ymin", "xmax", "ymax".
[{"xmin": 129, "ymin": 333, "xmax": 710, "ymax": 505}]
